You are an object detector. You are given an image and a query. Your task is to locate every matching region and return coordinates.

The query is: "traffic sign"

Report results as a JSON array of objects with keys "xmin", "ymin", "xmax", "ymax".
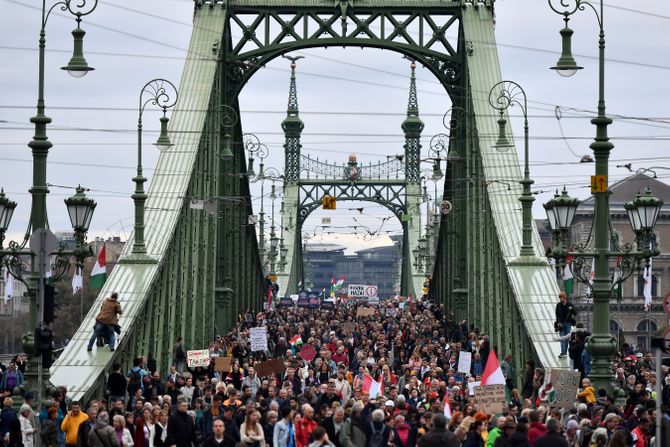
[
  {"xmin": 322, "ymin": 195, "xmax": 336, "ymax": 210},
  {"xmin": 590, "ymin": 175, "xmax": 607, "ymax": 193},
  {"xmin": 439, "ymin": 200, "xmax": 453, "ymax": 215},
  {"xmin": 663, "ymin": 292, "xmax": 670, "ymax": 316},
  {"xmin": 662, "ymin": 327, "xmax": 670, "ymax": 354}
]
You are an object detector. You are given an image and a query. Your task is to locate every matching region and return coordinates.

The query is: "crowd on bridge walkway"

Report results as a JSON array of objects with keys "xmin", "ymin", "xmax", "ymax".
[{"xmin": 0, "ymin": 294, "xmax": 668, "ymax": 447}]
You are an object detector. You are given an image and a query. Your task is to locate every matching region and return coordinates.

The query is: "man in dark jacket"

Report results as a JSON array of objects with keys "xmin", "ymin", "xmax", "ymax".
[
  {"xmin": 534, "ymin": 419, "xmax": 568, "ymax": 447},
  {"xmin": 167, "ymin": 400, "xmax": 198, "ymax": 447},
  {"xmin": 202, "ymin": 419, "xmax": 236, "ymax": 447},
  {"xmin": 77, "ymin": 407, "xmax": 97, "ymax": 447},
  {"xmin": 418, "ymin": 413, "xmax": 459, "ymax": 447},
  {"xmin": 200, "ymin": 395, "xmax": 224, "ymax": 439},
  {"xmin": 87, "ymin": 412, "xmax": 119, "ymax": 447},
  {"xmin": 555, "ymin": 292, "xmax": 576, "ymax": 359},
  {"xmin": 321, "ymin": 408, "xmax": 344, "ymax": 447}
]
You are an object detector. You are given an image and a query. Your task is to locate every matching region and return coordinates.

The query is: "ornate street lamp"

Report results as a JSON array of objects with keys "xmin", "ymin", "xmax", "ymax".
[
  {"xmin": 129, "ymin": 79, "xmax": 178, "ymax": 258},
  {"xmin": 489, "ymin": 81, "xmax": 542, "ymax": 263},
  {"xmin": 547, "ymin": 0, "xmax": 664, "ymax": 392},
  {"xmin": 0, "ymin": 0, "xmax": 98, "ymax": 401},
  {"xmin": 0, "ymin": 190, "xmax": 17, "ymax": 249}
]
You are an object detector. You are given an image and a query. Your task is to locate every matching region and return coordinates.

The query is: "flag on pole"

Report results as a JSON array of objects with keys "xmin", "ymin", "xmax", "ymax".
[
  {"xmin": 3, "ymin": 270, "xmax": 13, "ymax": 304},
  {"xmin": 612, "ymin": 256, "xmax": 622, "ymax": 302},
  {"xmin": 289, "ymin": 334, "xmax": 303, "ymax": 347},
  {"xmin": 90, "ymin": 243, "xmax": 107, "ymax": 289},
  {"xmin": 331, "ymin": 275, "xmax": 345, "ymax": 291},
  {"xmin": 643, "ymin": 259, "xmax": 653, "ymax": 311},
  {"xmin": 362, "ymin": 374, "xmax": 382, "ymax": 398},
  {"xmin": 481, "ymin": 350, "xmax": 506, "ymax": 386},
  {"xmin": 267, "ymin": 285, "xmax": 273, "ymax": 311},
  {"xmin": 563, "ymin": 257, "xmax": 574, "ymax": 296},
  {"xmin": 72, "ymin": 267, "xmax": 83, "ymax": 294},
  {"xmin": 443, "ymin": 391, "xmax": 452, "ymax": 419}
]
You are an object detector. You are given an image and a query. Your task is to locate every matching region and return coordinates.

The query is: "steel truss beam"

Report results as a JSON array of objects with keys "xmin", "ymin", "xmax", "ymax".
[{"xmin": 297, "ymin": 180, "xmax": 406, "ymax": 225}]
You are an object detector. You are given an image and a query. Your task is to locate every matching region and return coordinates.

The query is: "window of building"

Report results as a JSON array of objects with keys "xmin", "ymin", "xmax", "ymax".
[{"xmin": 636, "ymin": 273, "xmax": 658, "ymax": 297}]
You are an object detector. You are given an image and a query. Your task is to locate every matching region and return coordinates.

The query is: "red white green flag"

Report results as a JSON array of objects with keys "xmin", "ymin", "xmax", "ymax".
[{"xmin": 90, "ymin": 243, "xmax": 107, "ymax": 289}]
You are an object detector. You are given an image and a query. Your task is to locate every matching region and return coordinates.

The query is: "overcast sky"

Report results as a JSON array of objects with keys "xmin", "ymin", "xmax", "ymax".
[{"xmin": 1, "ymin": 0, "xmax": 668, "ymax": 254}]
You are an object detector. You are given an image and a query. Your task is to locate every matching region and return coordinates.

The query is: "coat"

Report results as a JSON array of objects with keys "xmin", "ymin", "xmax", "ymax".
[
  {"xmin": 339, "ymin": 420, "xmax": 366, "ymax": 447},
  {"xmin": 533, "ymin": 432, "xmax": 568, "ymax": 447},
  {"xmin": 417, "ymin": 428, "xmax": 459, "ymax": 447},
  {"xmin": 41, "ymin": 419, "xmax": 60, "ymax": 447},
  {"xmin": 87, "ymin": 421, "xmax": 119, "ymax": 447},
  {"xmin": 96, "ymin": 298, "xmax": 122, "ymax": 325},
  {"xmin": 273, "ymin": 419, "xmax": 294, "ymax": 447},
  {"xmin": 166, "ymin": 411, "xmax": 198, "ymax": 447}
]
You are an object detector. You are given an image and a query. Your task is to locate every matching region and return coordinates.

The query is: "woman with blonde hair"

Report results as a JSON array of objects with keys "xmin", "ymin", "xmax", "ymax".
[
  {"xmin": 113, "ymin": 415, "xmax": 134, "ymax": 447},
  {"xmin": 240, "ymin": 409, "xmax": 266, "ymax": 447}
]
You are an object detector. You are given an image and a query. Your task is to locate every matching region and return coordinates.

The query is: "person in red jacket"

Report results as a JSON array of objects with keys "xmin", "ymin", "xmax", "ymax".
[
  {"xmin": 527, "ymin": 410, "xmax": 547, "ymax": 447},
  {"xmin": 294, "ymin": 404, "xmax": 317, "ymax": 447},
  {"xmin": 630, "ymin": 417, "xmax": 650, "ymax": 447}
]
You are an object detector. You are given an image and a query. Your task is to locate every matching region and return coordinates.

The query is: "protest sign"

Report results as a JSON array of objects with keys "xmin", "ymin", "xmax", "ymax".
[
  {"xmin": 474, "ymin": 384, "xmax": 506, "ymax": 414},
  {"xmin": 542, "ymin": 368, "xmax": 581, "ymax": 408},
  {"xmin": 308, "ymin": 294, "xmax": 320, "ymax": 308},
  {"xmin": 348, "ymin": 284, "xmax": 366, "ymax": 297},
  {"xmin": 278, "ymin": 297, "xmax": 294, "ymax": 307},
  {"xmin": 255, "ymin": 359, "xmax": 286, "ymax": 377},
  {"xmin": 297, "ymin": 293, "xmax": 310, "ymax": 308},
  {"xmin": 300, "ymin": 345, "xmax": 317, "ymax": 362},
  {"xmin": 250, "ymin": 326, "xmax": 268, "ymax": 352},
  {"xmin": 187, "ymin": 349, "xmax": 211, "ymax": 368},
  {"xmin": 468, "ymin": 380, "xmax": 481, "ymax": 396},
  {"xmin": 457, "ymin": 351, "xmax": 472, "ymax": 374},
  {"xmin": 214, "ymin": 357, "xmax": 232, "ymax": 372}
]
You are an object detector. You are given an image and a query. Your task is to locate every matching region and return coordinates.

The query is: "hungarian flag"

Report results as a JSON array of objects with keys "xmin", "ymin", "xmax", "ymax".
[
  {"xmin": 481, "ymin": 350, "xmax": 506, "ymax": 386},
  {"xmin": 443, "ymin": 391, "xmax": 452, "ymax": 419},
  {"xmin": 643, "ymin": 259, "xmax": 653, "ymax": 311},
  {"xmin": 563, "ymin": 257, "xmax": 574, "ymax": 296},
  {"xmin": 362, "ymin": 374, "xmax": 382, "ymax": 398},
  {"xmin": 331, "ymin": 275, "xmax": 345, "ymax": 290},
  {"xmin": 289, "ymin": 335, "xmax": 303, "ymax": 347},
  {"xmin": 612, "ymin": 256, "xmax": 622, "ymax": 302},
  {"xmin": 90, "ymin": 243, "xmax": 107, "ymax": 289}
]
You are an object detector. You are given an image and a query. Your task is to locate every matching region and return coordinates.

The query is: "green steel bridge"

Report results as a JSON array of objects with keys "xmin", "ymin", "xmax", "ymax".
[{"xmin": 51, "ymin": 0, "xmax": 561, "ymax": 401}]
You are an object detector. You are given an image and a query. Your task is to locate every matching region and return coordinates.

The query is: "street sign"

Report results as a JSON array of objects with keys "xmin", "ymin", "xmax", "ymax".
[
  {"xmin": 29, "ymin": 228, "xmax": 59, "ymax": 256},
  {"xmin": 322, "ymin": 195, "xmax": 336, "ymax": 210},
  {"xmin": 439, "ymin": 200, "xmax": 453, "ymax": 215},
  {"xmin": 663, "ymin": 292, "xmax": 670, "ymax": 316},
  {"xmin": 662, "ymin": 327, "xmax": 670, "ymax": 354},
  {"xmin": 590, "ymin": 175, "xmax": 607, "ymax": 193}
]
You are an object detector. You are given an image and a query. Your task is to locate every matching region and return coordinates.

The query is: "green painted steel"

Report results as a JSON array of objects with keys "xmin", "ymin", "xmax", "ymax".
[{"xmin": 51, "ymin": 0, "xmax": 566, "ymax": 399}]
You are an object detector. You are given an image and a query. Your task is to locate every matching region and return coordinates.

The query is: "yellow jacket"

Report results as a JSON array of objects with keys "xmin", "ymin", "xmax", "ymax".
[
  {"xmin": 578, "ymin": 386, "xmax": 596, "ymax": 404},
  {"xmin": 61, "ymin": 411, "xmax": 89, "ymax": 446}
]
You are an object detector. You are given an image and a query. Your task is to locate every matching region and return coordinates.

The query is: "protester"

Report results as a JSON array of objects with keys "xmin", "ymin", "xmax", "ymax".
[
  {"xmin": 88, "ymin": 412, "xmax": 119, "ymax": 447},
  {"xmin": 87, "ymin": 292, "xmax": 123, "ymax": 352}
]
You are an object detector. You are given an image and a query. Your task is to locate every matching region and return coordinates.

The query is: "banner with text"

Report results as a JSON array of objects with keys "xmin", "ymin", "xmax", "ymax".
[
  {"xmin": 474, "ymin": 384, "xmax": 506, "ymax": 414},
  {"xmin": 187, "ymin": 349, "xmax": 211, "ymax": 368},
  {"xmin": 250, "ymin": 326, "xmax": 268, "ymax": 352}
]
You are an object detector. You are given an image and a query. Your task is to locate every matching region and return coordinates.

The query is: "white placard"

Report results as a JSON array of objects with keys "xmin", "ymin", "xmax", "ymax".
[
  {"xmin": 187, "ymin": 349, "xmax": 211, "ymax": 368},
  {"xmin": 457, "ymin": 351, "xmax": 472, "ymax": 374},
  {"xmin": 468, "ymin": 380, "xmax": 481, "ymax": 396},
  {"xmin": 250, "ymin": 326, "xmax": 268, "ymax": 352}
]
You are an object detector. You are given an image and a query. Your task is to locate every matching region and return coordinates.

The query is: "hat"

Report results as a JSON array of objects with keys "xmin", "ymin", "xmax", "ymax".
[
  {"xmin": 566, "ymin": 420, "xmax": 579, "ymax": 430},
  {"xmin": 636, "ymin": 352, "xmax": 643, "ymax": 358},
  {"xmin": 23, "ymin": 392, "xmax": 35, "ymax": 401},
  {"xmin": 603, "ymin": 413, "xmax": 620, "ymax": 423},
  {"xmin": 20, "ymin": 404, "xmax": 31, "ymax": 414},
  {"xmin": 384, "ymin": 400, "xmax": 395, "ymax": 407}
]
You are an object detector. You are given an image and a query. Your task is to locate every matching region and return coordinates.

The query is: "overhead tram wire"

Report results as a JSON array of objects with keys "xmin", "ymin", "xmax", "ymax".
[{"xmin": 5, "ymin": 1, "xmax": 670, "ymax": 126}]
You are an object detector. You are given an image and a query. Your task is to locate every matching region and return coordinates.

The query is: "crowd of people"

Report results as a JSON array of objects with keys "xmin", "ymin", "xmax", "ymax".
[{"xmin": 0, "ymin": 294, "xmax": 668, "ymax": 447}]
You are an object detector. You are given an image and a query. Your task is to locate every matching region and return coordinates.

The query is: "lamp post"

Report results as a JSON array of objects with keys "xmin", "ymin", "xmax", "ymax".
[
  {"xmin": 128, "ymin": 79, "xmax": 178, "ymax": 260},
  {"xmin": 0, "ymin": 0, "xmax": 98, "ymax": 401},
  {"xmin": 488, "ymin": 81, "xmax": 542, "ymax": 264},
  {"xmin": 546, "ymin": 0, "xmax": 664, "ymax": 392}
]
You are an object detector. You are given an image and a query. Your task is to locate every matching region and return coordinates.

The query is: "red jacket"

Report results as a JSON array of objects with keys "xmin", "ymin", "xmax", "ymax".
[
  {"xmin": 295, "ymin": 417, "xmax": 317, "ymax": 447},
  {"xmin": 631, "ymin": 426, "xmax": 649, "ymax": 447},
  {"xmin": 528, "ymin": 422, "xmax": 547, "ymax": 447}
]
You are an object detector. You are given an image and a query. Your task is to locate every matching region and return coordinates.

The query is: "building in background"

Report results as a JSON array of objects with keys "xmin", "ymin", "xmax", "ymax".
[
  {"xmin": 538, "ymin": 173, "xmax": 669, "ymax": 351},
  {"xmin": 304, "ymin": 236, "xmax": 402, "ymax": 298}
]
